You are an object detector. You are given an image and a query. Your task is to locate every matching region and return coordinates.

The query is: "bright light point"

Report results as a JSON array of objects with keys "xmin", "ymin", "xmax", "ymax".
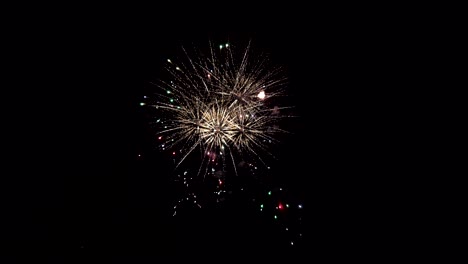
[
  {"xmin": 257, "ymin": 90, "xmax": 266, "ymax": 99},
  {"xmin": 268, "ymin": 191, "xmax": 272, "ymax": 195},
  {"xmin": 172, "ymin": 152, "xmax": 176, "ymax": 155},
  {"xmin": 260, "ymin": 204, "xmax": 263, "ymax": 208},
  {"xmin": 138, "ymin": 154, "xmax": 141, "ymax": 157},
  {"xmin": 158, "ymin": 136, "xmax": 162, "ymax": 140},
  {"xmin": 166, "ymin": 90, "xmax": 171, "ymax": 94},
  {"xmin": 278, "ymin": 203, "xmax": 283, "ymax": 210},
  {"xmin": 219, "ymin": 44, "xmax": 223, "ymax": 49},
  {"xmin": 170, "ymin": 99, "xmax": 174, "ymax": 103},
  {"xmin": 279, "ymin": 188, "xmax": 282, "ymax": 191},
  {"xmin": 286, "ymin": 204, "xmax": 289, "ymax": 208},
  {"xmin": 274, "ymin": 215, "xmax": 277, "ymax": 219},
  {"xmin": 140, "ymin": 102, "xmax": 145, "ymax": 106},
  {"xmin": 177, "ymin": 106, "xmax": 180, "ymax": 109},
  {"xmin": 167, "ymin": 59, "xmax": 171, "ymax": 63},
  {"xmin": 143, "ymin": 96, "xmax": 147, "ymax": 98},
  {"xmin": 290, "ymin": 242, "xmax": 294, "ymax": 246},
  {"xmin": 176, "ymin": 67, "xmax": 180, "ymax": 70},
  {"xmin": 225, "ymin": 43, "xmax": 229, "ymax": 47},
  {"xmin": 285, "ymin": 228, "xmax": 288, "ymax": 231},
  {"xmin": 298, "ymin": 204, "xmax": 303, "ymax": 209}
]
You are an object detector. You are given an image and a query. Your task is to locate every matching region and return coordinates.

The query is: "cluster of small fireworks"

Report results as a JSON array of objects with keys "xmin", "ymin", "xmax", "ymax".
[
  {"xmin": 147, "ymin": 40, "xmax": 293, "ymax": 181},
  {"xmin": 141, "ymin": 41, "xmax": 303, "ymax": 248}
]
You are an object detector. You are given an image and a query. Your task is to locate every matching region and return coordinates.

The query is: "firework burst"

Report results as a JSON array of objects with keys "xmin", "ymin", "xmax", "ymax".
[{"xmin": 147, "ymin": 40, "xmax": 293, "ymax": 179}]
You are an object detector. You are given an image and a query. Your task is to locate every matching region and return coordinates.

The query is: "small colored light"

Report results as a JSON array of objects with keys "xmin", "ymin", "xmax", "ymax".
[
  {"xmin": 268, "ymin": 191, "xmax": 272, "ymax": 195},
  {"xmin": 260, "ymin": 204, "xmax": 263, "ymax": 208},
  {"xmin": 274, "ymin": 215, "xmax": 277, "ymax": 219}
]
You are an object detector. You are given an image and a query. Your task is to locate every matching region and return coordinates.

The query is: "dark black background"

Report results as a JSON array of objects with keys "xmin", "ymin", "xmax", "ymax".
[{"xmin": 4, "ymin": 8, "xmax": 419, "ymax": 262}]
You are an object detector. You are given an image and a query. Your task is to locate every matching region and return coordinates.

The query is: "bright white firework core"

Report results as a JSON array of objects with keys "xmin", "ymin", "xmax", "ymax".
[{"xmin": 257, "ymin": 90, "xmax": 266, "ymax": 100}]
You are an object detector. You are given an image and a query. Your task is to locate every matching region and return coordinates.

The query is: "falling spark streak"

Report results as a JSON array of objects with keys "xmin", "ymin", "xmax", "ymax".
[{"xmin": 149, "ymin": 40, "xmax": 294, "ymax": 178}]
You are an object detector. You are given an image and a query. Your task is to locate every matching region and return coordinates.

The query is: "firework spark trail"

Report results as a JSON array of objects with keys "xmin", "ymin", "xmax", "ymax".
[{"xmin": 149, "ymin": 40, "xmax": 293, "ymax": 178}]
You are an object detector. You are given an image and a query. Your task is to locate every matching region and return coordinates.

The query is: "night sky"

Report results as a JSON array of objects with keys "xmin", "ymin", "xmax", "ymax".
[{"xmin": 5, "ymin": 15, "xmax": 413, "ymax": 262}]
